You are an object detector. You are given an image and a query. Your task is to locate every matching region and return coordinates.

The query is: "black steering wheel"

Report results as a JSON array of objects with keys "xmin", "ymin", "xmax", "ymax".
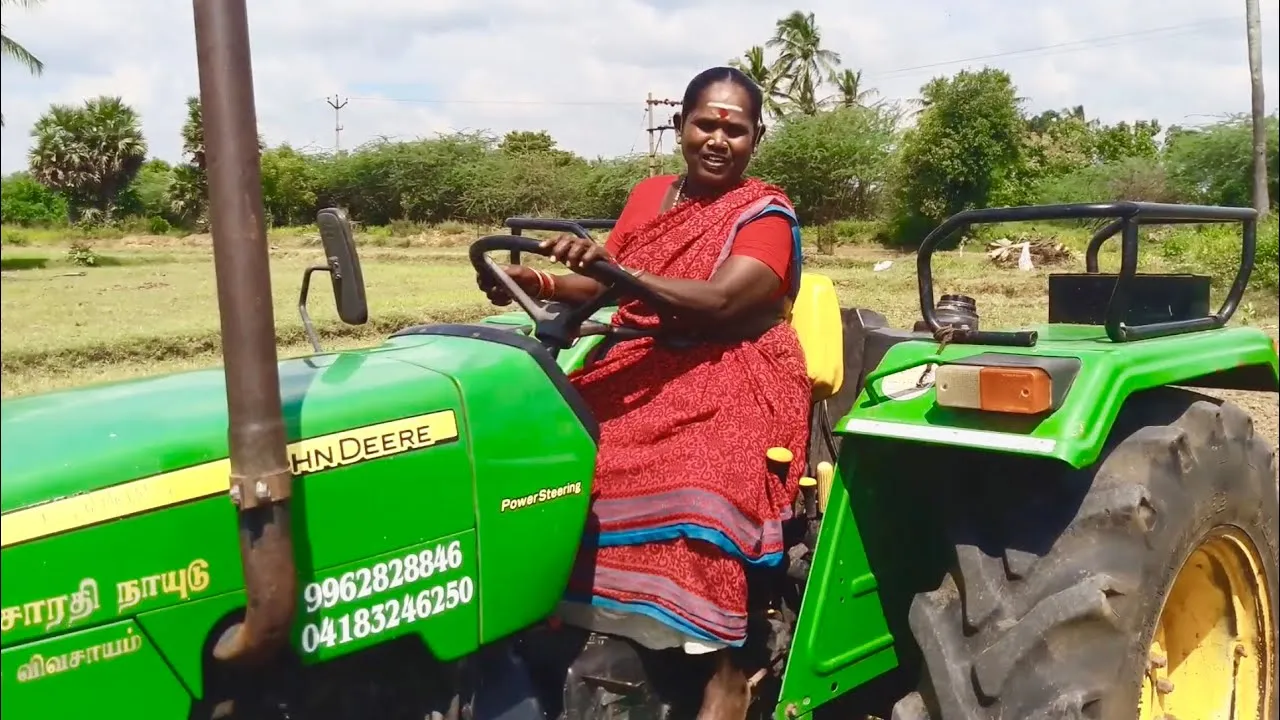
[{"xmin": 468, "ymin": 234, "xmax": 661, "ymax": 356}]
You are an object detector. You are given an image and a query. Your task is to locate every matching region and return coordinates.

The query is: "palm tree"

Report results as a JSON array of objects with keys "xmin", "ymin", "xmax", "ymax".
[
  {"xmin": 766, "ymin": 11, "xmax": 841, "ymax": 115},
  {"xmin": 1, "ymin": 0, "xmax": 45, "ymax": 127},
  {"xmin": 28, "ymin": 96, "xmax": 148, "ymax": 221},
  {"xmin": 729, "ymin": 46, "xmax": 788, "ymax": 119},
  {"xmin": 825, "ymin": 68, "xmax": 879, "ymax": 109}
]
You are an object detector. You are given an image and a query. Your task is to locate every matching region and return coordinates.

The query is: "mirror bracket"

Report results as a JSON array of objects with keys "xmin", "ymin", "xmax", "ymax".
[{"xmin": 298, "ymin": 262, "xmax": 334, "ymax": 352}]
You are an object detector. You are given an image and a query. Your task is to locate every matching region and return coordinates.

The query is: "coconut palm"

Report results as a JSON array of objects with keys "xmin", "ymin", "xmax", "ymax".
[
  {"xmin": 1, "ymin": 0, "xmax": 46, "ymax": 127},
  {"xmin": 825, "ymin": 68, "xmax": 879, "ymax": 109},
  {"xmin": 729, "ymin": 46, "xmax": 788, "ymax": 120},
  {"xmin": 766, "ymin": 11, "xmax": 841, "ymax": 115}
]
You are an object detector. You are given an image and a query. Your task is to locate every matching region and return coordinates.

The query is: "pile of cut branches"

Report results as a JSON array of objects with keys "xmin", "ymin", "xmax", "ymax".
[{"xmin": 986, "ymin": 234, "xmax": 1073, "ymax": 269}]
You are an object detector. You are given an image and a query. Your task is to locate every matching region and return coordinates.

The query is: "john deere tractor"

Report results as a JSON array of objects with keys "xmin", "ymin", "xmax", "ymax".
[{"xmin": 2, "ymin": 3, "xmax": 1277, "ymax": 719}]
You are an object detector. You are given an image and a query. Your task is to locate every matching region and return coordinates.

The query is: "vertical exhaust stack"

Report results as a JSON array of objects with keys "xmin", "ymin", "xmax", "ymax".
[{"xmin": 192, "ymin": 0, "xmax": 298, "ymax": 665}]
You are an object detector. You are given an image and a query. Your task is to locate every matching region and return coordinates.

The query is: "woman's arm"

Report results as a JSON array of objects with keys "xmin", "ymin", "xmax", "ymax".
[
  {"xmin": 531, "ymin": 176, "xmax": 665, "ymax": 304},
  {"xmin": 631, "ymin": 255, "xmax": 782, "ymax": 326},
  {"xmin": 476, "ymin": 263, "xmax": 607, "ymax": 308},
  {"xmin": 632, "ymin": 212, "xmax": 793, "ymax": 327},
  {"xmin": 536, "ymin": 212, "xmax": 793, "ymax": 327}
]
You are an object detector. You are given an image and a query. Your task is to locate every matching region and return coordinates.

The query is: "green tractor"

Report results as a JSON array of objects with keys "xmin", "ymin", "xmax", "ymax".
[{"xmin": 2, "ymin": 4, "xmax": 1277, "ymax": 719}]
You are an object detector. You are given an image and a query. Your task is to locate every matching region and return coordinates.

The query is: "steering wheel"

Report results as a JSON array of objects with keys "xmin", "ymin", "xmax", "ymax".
[{"xmin": 468, "ymin": 234, "xmax": 661, "ymax": 356}]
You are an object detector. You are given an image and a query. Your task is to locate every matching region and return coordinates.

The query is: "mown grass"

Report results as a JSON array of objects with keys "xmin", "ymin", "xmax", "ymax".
[{"xmin": 3, "ymin": 220, "xmax": 1277, "ymax": 398}]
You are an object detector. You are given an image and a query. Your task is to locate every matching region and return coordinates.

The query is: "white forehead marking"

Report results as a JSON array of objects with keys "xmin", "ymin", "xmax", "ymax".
[{"xmin": 706, "ymin": 101, "xmax": 744, "ymax": 112}]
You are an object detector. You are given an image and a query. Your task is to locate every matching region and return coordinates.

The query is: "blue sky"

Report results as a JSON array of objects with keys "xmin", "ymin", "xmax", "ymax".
[{"xmin": 1, "ymin": 0, "xmax": 1277, "ymax": 174}]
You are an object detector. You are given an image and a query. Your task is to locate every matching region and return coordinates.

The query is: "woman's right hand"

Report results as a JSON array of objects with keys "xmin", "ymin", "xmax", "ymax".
[{"xmin": 476, "ymin": 264, "xmax": 540, "ymax": 306}]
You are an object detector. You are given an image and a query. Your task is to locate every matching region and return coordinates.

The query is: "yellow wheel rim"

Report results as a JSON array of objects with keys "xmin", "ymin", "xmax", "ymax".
[{"xmin": 1137, "ymin": 525, "xmax": 1275, "ymax": 720}]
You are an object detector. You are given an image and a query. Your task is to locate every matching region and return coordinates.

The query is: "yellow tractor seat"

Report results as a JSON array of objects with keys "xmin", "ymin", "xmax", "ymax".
[{"xmin": 786, "ymin": 272, "xmax": 844, "ymax": 402}]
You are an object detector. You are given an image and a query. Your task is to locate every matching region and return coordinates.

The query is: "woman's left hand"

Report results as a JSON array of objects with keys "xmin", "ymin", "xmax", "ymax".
[{"xmin": 539, "ymin": 233, "xmax": 614, "ymax": 271}]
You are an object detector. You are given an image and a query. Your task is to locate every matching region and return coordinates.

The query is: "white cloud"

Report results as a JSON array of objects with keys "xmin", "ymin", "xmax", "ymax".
[{"xmin": 1, "ymin": 0, "xmax": 1277, "ymax": 173}]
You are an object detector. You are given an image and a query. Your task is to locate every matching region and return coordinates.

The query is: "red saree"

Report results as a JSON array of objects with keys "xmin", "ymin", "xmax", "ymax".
[{"xmin": 564, "ymin": 177, "xmax": 811, "ymax": 647}]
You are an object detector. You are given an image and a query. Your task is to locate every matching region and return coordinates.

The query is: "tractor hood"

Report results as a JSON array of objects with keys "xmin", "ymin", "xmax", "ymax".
[{"xmin": 0, "ymin": 337, "xmax": 465, "ymax": 519}]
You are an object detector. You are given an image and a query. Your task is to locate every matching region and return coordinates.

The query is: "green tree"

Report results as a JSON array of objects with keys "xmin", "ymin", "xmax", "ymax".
[
  {"xmin": 767, "ymin": 11, "xmax": 841, "ymax": 116},
  {"xmin": 752, "ymin": 105, "xmax": 898, "ymax": 226},
  {"xmin": 117, "ymin": 158, "xmax": 175, "ymax": 220},
  {"xmin": 1, "ymin": 0, "xmax": 45, "ymax": 127},
  {"xmin": 1021, "ymin": 106, "xmax": 1098, "ymax": 180},
  {"xmin": 887, "ymin": 68, "xmax": 1026, "ymax": 243},
  {"xmin": 1164, "ymin": 113, "xmax": 1279, "ymax": 207},
  {"xmin": 27, "ymin": 96, "xmax": 147, "ymax": 222},
  {"xmin": 1094, "ymin": 119, "xmax": 1161, "ymax": 162},
  {"xmin": 498, "ymin": 130, "xmax": 577, "ymax": 166},
  {"xmin": 499, "ymin": 130, "xmax": 555, "ymax": 156},
  {"xmin": 260, "ymin": 145, "xmax": 319, "ymax": 226}
]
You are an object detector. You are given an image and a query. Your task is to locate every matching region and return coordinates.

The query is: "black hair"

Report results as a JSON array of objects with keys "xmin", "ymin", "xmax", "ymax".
[{"xmin": 679, "ymin": 66, "xmax": 765, "ymax": 129}]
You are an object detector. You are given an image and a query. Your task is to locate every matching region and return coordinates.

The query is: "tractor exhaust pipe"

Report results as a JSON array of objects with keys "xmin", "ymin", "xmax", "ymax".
[{"xmin": 193, "ymin": 0, "xmax": 298, "ymax": 666}]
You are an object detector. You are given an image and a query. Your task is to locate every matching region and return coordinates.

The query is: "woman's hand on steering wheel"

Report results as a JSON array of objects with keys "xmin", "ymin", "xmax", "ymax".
[
  {"xmin": 541, "ymin": 233, "xmax": 614, "ymax": 271},
  {"xmin": 476, "ymin": 264, "xmax": 538, "ymax": 307}
]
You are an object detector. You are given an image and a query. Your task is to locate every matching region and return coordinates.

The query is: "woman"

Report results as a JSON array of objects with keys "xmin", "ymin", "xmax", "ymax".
[{"xmin": 478, "ymin": 66, "xmax": 810, "ymax": 715}]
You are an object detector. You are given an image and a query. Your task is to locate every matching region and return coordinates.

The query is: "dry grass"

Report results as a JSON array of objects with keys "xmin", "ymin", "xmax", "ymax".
[{"xmin": 2, "ymin": 228, "xmax": 1276, "ymax": 450}]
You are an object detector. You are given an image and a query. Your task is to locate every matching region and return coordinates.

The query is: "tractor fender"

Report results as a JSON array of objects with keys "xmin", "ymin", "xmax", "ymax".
[{"xmin": 837, "ymin": 325, "xmax": 1278, "ymax": 469}]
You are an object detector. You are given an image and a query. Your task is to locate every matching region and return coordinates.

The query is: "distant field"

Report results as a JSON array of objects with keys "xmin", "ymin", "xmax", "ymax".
[{"xmin": 2, "ymin": 225, "xmax": 1277, "ymax": 443}]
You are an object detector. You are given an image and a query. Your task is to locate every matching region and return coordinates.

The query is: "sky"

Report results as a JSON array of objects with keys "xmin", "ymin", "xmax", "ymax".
[{"xmin": 1, "ymin": 0, "xmax": 1277, "ymax": 174}]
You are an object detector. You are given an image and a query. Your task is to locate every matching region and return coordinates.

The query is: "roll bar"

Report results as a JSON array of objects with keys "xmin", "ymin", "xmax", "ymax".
[{"xmin": 917, "ymin": 201, "xmax": 1258, "ymax": 345}]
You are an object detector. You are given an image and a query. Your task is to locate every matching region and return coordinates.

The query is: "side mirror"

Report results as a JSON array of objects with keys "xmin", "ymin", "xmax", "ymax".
[{"xmin": 299, "ymin": 207, "xmax": 368, "ymax": 352}]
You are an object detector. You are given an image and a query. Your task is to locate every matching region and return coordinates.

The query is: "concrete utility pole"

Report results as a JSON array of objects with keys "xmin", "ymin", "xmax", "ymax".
[
  {"xmin": 645, "ymin": 93, "xmax": 680, "ymax": 177},
  {"xmin": 1245, "ymin": 0, "xmax": 1269, "ymax": 216},
  {"xmin": 327, "ymin": 95, "xmax": 349, "ymax": 152}
]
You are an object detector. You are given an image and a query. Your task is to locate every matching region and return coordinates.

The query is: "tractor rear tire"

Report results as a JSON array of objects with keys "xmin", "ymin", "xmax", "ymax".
[{"xmin": 889, "ymin": 387, "xmax": 1278, "ymax": 720}]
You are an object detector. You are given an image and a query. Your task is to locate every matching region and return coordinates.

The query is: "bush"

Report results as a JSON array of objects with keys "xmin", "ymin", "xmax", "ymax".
[
  {"xmin": 1, "ymin": 173, "xmax": 69, "ymax": 226},
  {"xmin": 1035, "ymin": 156, "xmax": 1183, "ymax": 205},
  {"xmin": 66, "ymin": 240, "xmax": 99, "ymax": 267},
  {"xmin": 1158, "ymin": 215, "xmax": 1279, "ymax": 293},
  {"xmin": 147, "ymin": 216, "xmax": 172, "ymax": 234},
  {"xmin": 2, "ymin": 226, "xmax": 35, "ymax": 246}
]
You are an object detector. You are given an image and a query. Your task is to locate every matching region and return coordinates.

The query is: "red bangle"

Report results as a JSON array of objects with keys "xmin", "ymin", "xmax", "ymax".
[{"xmin": 533, "ymin": 269, "xmax": 552, "ymax": 300}]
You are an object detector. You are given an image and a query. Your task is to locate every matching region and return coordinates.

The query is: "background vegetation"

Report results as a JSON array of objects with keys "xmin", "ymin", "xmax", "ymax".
[{"xmin": 2, "ymin": 10, "xmax": 1277, "ymax": 402}]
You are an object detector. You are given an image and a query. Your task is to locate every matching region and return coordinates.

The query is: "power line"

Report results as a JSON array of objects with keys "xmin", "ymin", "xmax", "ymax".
[
  {"xmin": 330, "ymin": 16, "xmax": 1239, "ymax": 109},
  {"xmin": 866, "ymin": 16, "xmax": 1239, "ymax": 80}
]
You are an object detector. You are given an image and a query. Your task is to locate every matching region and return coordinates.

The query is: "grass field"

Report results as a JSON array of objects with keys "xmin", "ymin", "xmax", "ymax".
[{"xmin": 2, "ymin": 224, "xmax": 1277, "ymax": 443}]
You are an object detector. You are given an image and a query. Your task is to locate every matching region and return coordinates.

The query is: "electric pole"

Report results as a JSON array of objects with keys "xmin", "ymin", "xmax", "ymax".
[
  {"xmin": 1244, "ymin": 0, "xmax": 1269, "ymax": 215},
  {"xmin": 645, "ymin": 93, "xmax": 680, "ymax": 177},
  {"xmin": 327, "ymin": 95, "xmax": 349, "ymax": 152}
]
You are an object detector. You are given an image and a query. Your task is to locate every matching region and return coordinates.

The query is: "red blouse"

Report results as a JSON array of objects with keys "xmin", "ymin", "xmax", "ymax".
[{"xmin": 604, "ymin": 175, "xmax": 795, "ymax": 295}]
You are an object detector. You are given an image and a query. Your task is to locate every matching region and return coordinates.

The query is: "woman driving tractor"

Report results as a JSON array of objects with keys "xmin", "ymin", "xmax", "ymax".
[{"xmin": 477, "ymin": 66, "xmax": 809, "ymax": 717}]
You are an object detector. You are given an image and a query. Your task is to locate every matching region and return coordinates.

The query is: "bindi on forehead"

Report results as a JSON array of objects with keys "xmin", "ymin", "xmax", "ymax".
[
  {"xmin": 707, "ymin": 102, "xmax": 741, "ymax": 120},
  {"xmin": 698, "ymin": 81, "xmax": 751, "ymax": 121}
]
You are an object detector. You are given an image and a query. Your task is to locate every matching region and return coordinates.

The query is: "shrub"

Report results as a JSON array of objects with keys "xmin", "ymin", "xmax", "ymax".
[{"xmin": 1, "ymin": 173, "xmax": 69, "ymax": 226}]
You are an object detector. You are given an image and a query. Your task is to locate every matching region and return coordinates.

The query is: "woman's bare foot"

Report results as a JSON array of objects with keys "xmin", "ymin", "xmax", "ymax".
[{"xmin": 697, "ymin": 651, "xmax": 751, "ymax": 720}]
